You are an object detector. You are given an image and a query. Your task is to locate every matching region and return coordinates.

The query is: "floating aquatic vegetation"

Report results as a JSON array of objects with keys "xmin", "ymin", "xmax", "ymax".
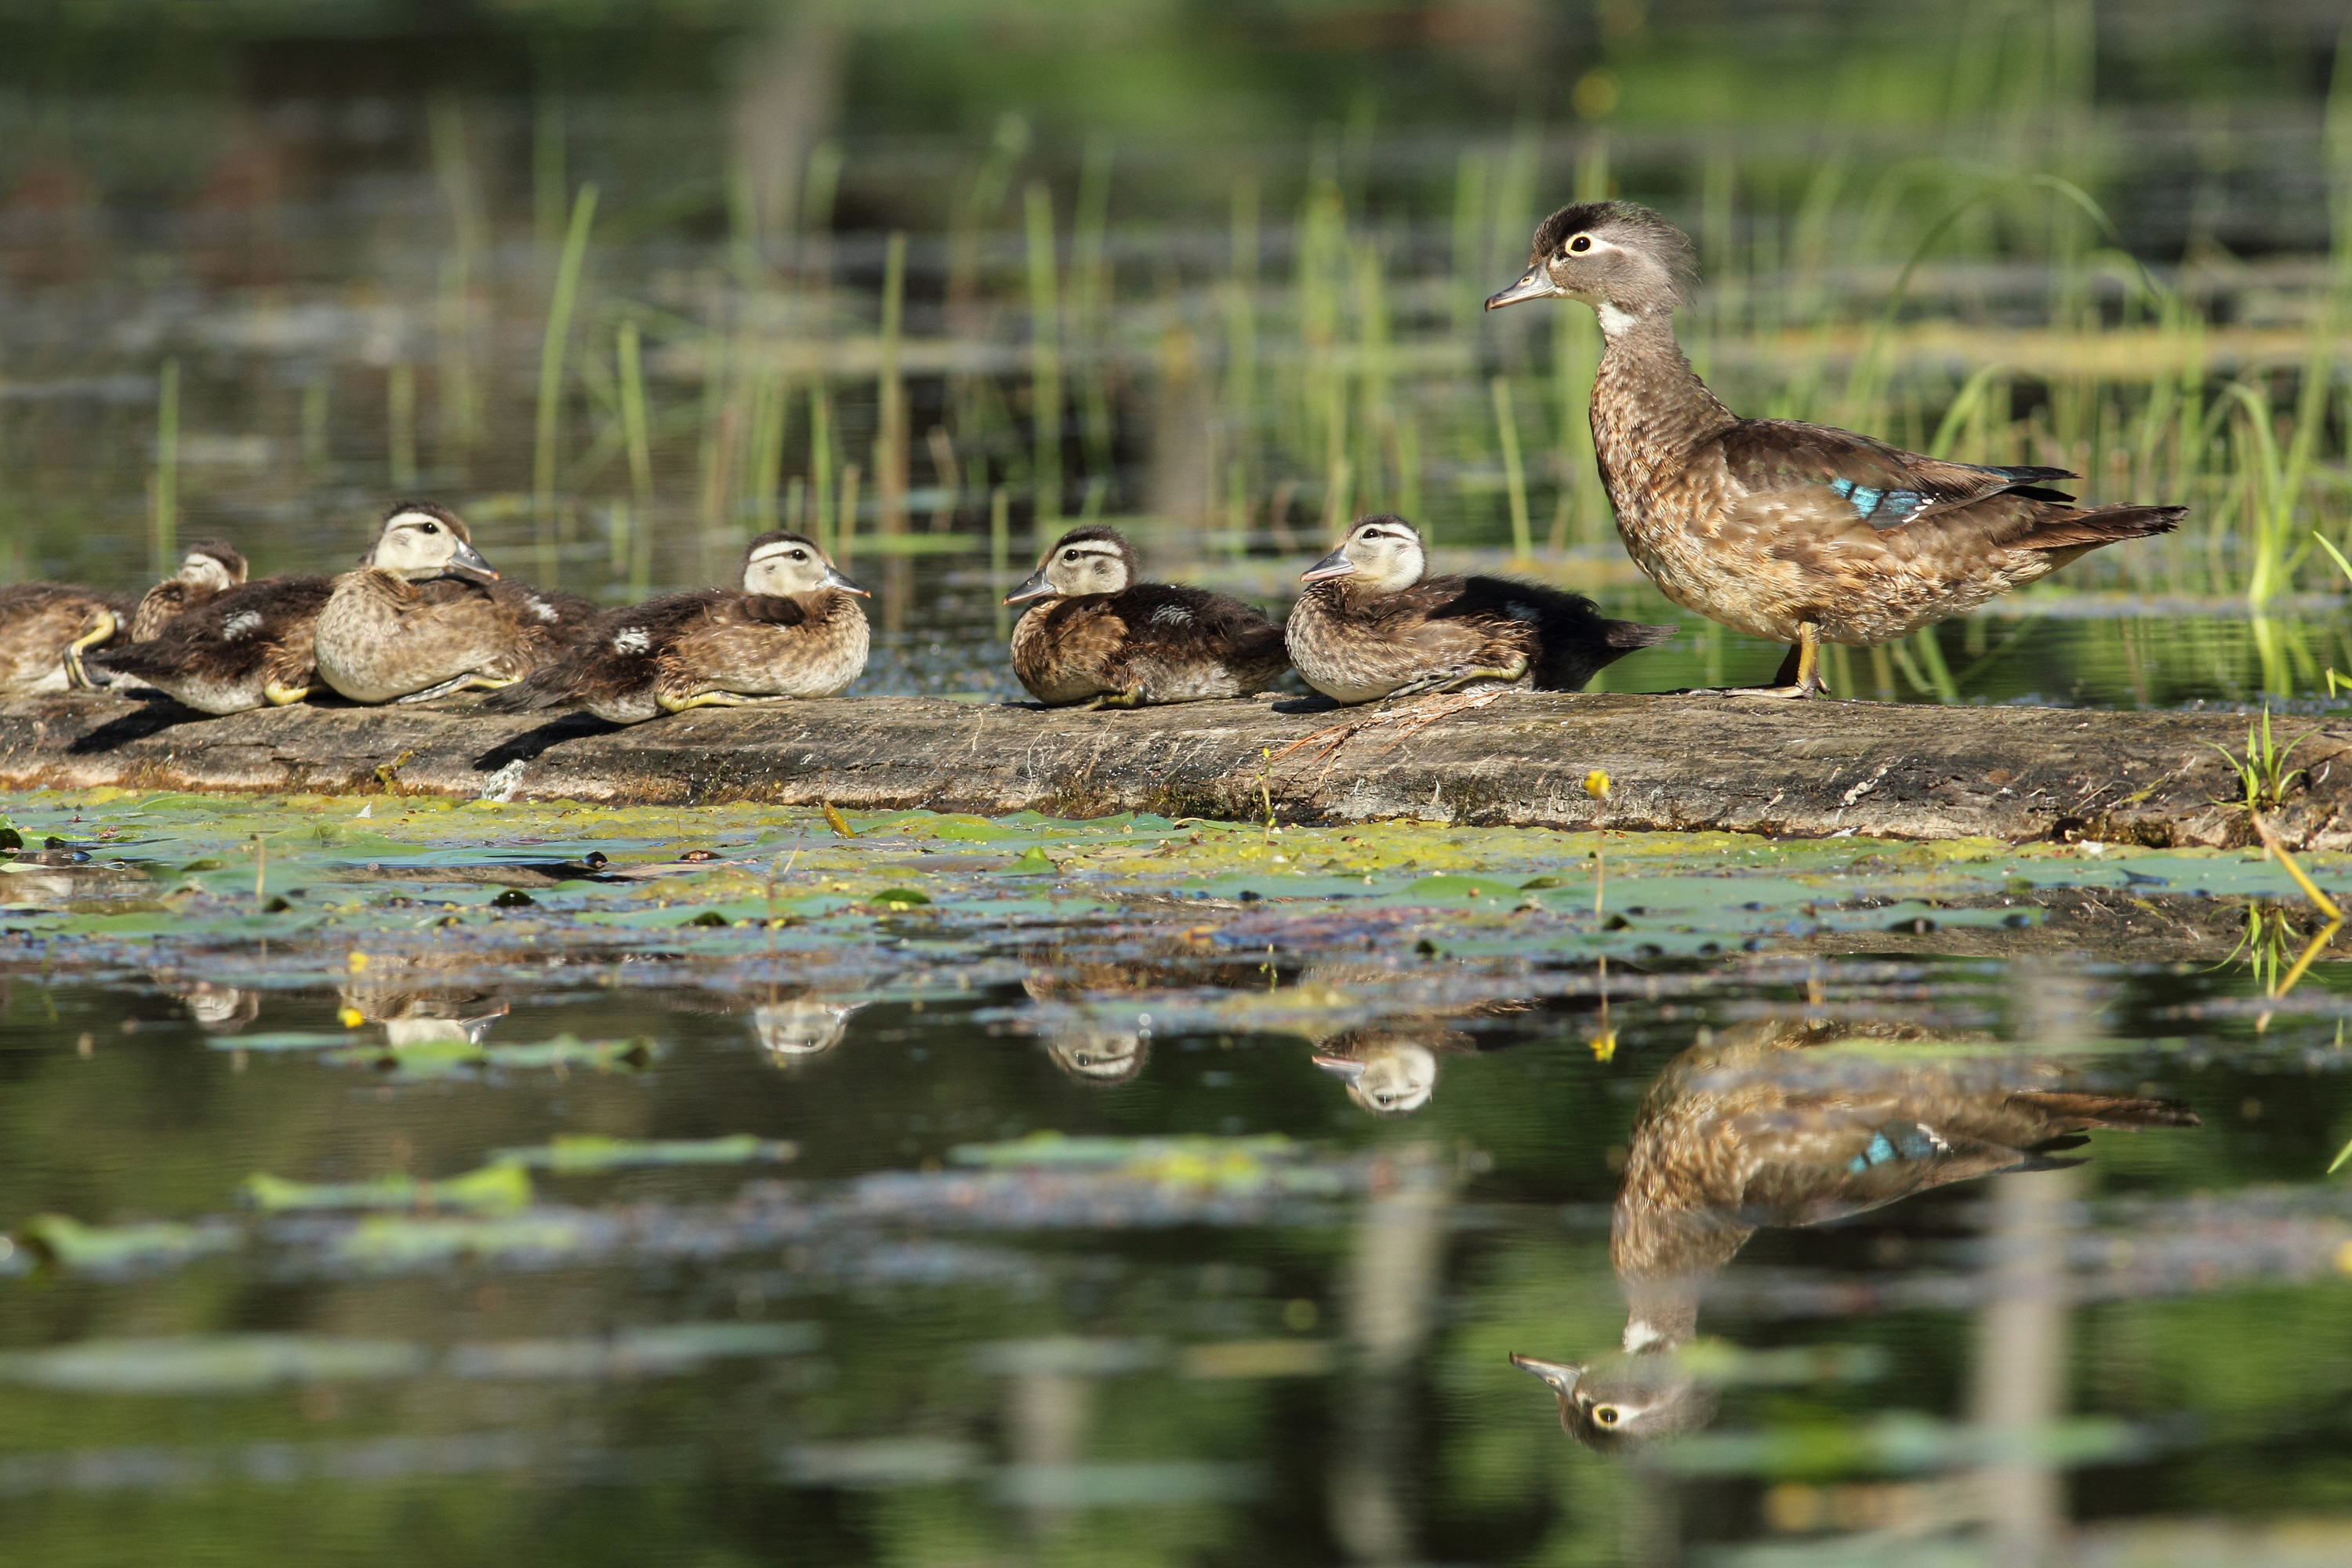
[
  {"xmin": 243, "ymin": 1164, "xmax": 534, "ymax": 1214},
  {"xmin": 488, "ymin": 1134, "xmax": 798, "ymax": 1172}
]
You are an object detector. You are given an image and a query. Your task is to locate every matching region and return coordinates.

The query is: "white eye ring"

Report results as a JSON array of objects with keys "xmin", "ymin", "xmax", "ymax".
[
  {"xmin": 1569, "ymin": 234, "xmax": 1593, "ymax": 254},
  {"xmin": 1593, "ymin": 1405, "xmax": 1620, "ymax": 1427}
]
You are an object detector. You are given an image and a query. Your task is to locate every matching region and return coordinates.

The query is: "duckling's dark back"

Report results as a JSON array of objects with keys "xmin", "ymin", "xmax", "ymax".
[{"xmin": 1442, "ymin": 576, "xmax": 1675, "ymax": 690}]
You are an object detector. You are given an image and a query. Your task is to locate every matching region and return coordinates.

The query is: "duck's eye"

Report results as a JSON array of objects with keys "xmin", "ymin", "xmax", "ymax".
[
  {"xmin": 419, "ymin": 522, "xmax": 439, "ymax": 533},
  {"xmin": 1375, "ymin": 1094, "xmax": 1393, "ymax": 1106},
  {"xmin": 790, "ymin": 550, "xmax": 807, "ymax": 561},
  {"xmin": 1568, "ymin": 234, "xmax": 1592, "ymax": 254},
  {"xmin": 1593, "ymin": 1405, "xmax": 1620, "ymax": 1427},
  {"xmin": 1062, "ymin": 550, "xmax": 1079, "ymax": 562}
]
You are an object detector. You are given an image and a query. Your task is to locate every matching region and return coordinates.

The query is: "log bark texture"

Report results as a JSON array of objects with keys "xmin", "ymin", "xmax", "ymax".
[{"xmin": 3, "ymin": 690, "xmax": 2348, "ymax": 848}]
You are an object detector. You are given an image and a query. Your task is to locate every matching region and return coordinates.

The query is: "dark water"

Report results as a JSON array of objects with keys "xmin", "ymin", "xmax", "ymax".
[{"xmin": 3, "ymin": 796, "xmax": 2349, "ymax": 1565}]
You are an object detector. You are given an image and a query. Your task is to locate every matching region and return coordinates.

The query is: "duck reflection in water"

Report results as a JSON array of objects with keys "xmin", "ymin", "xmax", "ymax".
[
  {"xmin": 1511, "ymin": 1017, "xmax": 2199, "ymax": 1447},
  {"xmin": 339, "ymin": 978, "xmax": 509, "ymax": 1049},
  {"xmin": 1021, "ymin": 946, "xmax": 1272, "ymax": 1087},
  {"xmin": 750, "ymin": 990, "xmax": 864, "ymax": 1065},
  {"xmin": 1312, "ymin": 999, "xmax": 1537, "ymax": 1116}
]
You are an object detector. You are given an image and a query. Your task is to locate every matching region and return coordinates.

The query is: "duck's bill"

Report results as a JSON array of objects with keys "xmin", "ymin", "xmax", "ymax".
[
  {"xmin": 822, "ymin": 565, "xmax": 871, "ymax": 597},
  {"xmin": 1299, "ymin": 547, "xmax": 1356, "ymax": 583},
  {"xmin": 1309, "ymin": 1053, "xmax": 1367, "ymax": 1082},
  {"xmin": 1002, "ymin": 568, "xmax": 1054, "ymax": 604},
  {"xmin": 1508, "ymin": 1353, "xmax": 1588, "ymax": 1387},
  {"xmin": 1484, "ymin": 266, "xmax": 1554, "ymax": 311},
  {"xmin": 447, "ymin": 541, "xmax": 501, "ymax": 583}
]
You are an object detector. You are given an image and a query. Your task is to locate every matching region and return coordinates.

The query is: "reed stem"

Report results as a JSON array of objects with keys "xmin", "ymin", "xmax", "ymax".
[
  {"xmin": 1492, "ymin": 376, "xmax": 1531, "ymax": 559},
  {"xmin": 534, "ymin": 182, "xmax": 600, "ymax": 584},
  {"xmin": 1025, "ymin": 181, "xmax": 1063, "ymax": 527},
  {"xmin": 387, "ymin": 363, "xmax": 416, "ymax": 490},
  {"xmin": 877, "ymin": 230, "xmax": 909, "ymax": 539},
  {"xmin": 151, "ymin": 358, "xmax": 179, "ymax": 577},
  {"xmin": 836, "ymin": 463, "xmax": 862, "ymax": 568},
  {"xmin": 990, "ymin": 485, "xmax": 1011, "ymax": 641}
]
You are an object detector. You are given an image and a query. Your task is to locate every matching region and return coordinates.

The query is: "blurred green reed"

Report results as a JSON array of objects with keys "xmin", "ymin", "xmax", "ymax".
[
  {"xmin": 149, "ymin": 357, "xmax": 177, "ymax": 577},
  {"xmin": 533, "ymin": 182, "xmax": 599, "ymax": 583}
]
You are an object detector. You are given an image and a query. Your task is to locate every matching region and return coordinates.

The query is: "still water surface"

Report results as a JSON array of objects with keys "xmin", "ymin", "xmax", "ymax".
[{"xmin": 2, "ymin": 795, "xmax": 2347, "ymax": 1564}]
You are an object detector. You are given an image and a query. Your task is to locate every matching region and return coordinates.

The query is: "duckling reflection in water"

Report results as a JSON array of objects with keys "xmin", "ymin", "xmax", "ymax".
[
  {"xmin": 1286, "ymin": 516, "xmax": 1674, "ymax": 706},
  {"xmin": 750, "ymin": 991, "xmax": 865, "ymax": 1065},
  {"xmin": 485, "ymin": 530, "xmax": 870, "ymax": 722},
  {"xmin": 339, "ymin": 982, "xmax": 509, "ymax": 1050},
  {"xmin": 1509, "ymin": 1017, "xmax": 2199, "ymax": 1449},
  {"xmin": 1006, "ymin": 525, "xmax": 1288, "ymax": 708},
  {"xmin": 1311, "ymin": 1000, "xmax": 1538, "ymax": 1116},
  {"xmin": 314, "ymin": 502, "xmax": 596, "ymax": 704}
]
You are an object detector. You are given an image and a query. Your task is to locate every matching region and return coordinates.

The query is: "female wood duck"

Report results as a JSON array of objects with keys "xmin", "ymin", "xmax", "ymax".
[
  {"xmin": 1509, "ymin": 1016, "xmax": 2198, "ymax": 1449},
  {"xmin": 1286, "ymin": 516, "xmax": 1675, "ymax": 704},
  {"xmin": 1005, "ymin": 525, "xmax": 1288, "ymax": 708},
  {"xmin": 92, "ymin": 573, "xmax": 335, "ymax": 713},
  {"xmin": 1486, "ymin": 202, "xmax": 2186, "ymax": 695},
  {"xmin": 129, "ymin": 540, "xmax": 248, "ymax": 641},
  {"xmin": 314, "ymin": 503, "xmax": 595, "ymax": 704},
  {"xmin": 481, "ymin": 529, "xmax": 870, "ymax": 722}
]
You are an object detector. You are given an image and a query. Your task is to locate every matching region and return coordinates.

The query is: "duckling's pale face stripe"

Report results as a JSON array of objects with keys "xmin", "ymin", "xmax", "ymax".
[
  {"xmin": 744, "ymin": 540, "xmax": 833, "ymax": 596},
  {"xmin": 1340, "ymin": 522, "xmax": 1427, "ymax": 594},
  {"xmin": 1043, "ymin": 543, "xmax": 1130, "ymax": 597}
]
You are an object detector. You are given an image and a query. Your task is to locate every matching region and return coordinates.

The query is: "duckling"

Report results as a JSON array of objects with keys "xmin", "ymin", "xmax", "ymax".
[
  {"xmin": 314, "ymin": 502, "xmax": 595, "ymax": 705},
  {"xmin": 1286, "ymin": 516, "xmax": 1675, "ymax": 704},
  {"xmin": 481, "ymin": 530, "xmax": 870, "ymax": 722},
  {"xmin": 0, "ymin": 581, "xmax": 133, "ymax": 694},
  {"xmin": 91, "ymin": 575, "xmax": 335, "ymax": 713},
  {"xmin": 1005, "ymin": 525, "xmax": 1288, "ymax": 708},
  {"xmin": 1510, "ymin": 1016, "xmax": 2200, "ymax": 1449},
  {"xmin": 1486, "ymin": 201, "xmax": 2186, "ymax": 696},
  {"xmin": 129, "ymin": 539, "xmax": 248, "ymax": 641}
]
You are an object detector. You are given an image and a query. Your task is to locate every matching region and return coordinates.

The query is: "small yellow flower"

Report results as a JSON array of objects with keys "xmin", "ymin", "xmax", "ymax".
[
  {"xmin": 338, "ymin": 1007, "xmax": 365, "ymax": 1029},
  {"xmin": 1584, "ymin": 770, "xmax": 1611, "ymax": 802},
  {"xmin": 1589, "ymin": 1029, "xmax": 1617, "ymax": 1062},
  {"xmin": 346, "ymin": 951, "xmax": 368, "ymax": 973}
]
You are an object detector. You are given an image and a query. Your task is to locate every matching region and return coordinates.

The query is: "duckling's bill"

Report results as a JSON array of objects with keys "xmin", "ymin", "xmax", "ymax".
[
  {"xmin": 445, "ymin": 539, "xmax": 499, "ymax": 583},
  {"xmin": 1299, "ymin": 545, "xmax": 1356, "ymax": 583},
  {"xmin": 1002, "ymin": 567, "xmax": 1055, "ymax": 604}
]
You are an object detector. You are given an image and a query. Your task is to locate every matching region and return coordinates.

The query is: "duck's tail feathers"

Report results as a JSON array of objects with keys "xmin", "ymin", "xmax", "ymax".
[
  {"xmin": 2020, "ymin": 504, "xmax": 2187, "ymax": 553},
  {"xmin": 2009, "ymin": 1090, "xmax": 2202, "ymax": 1131},
  {"xmin": 87, "ymin": 641, "xmax": 168, "ymax": 677},
  {"xmin": 1604, "ymin": 619, "xmax": 1679, "ymax": 651}
]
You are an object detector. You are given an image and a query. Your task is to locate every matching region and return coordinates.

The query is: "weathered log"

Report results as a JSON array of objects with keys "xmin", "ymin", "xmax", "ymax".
[{"xmin": 2, "ymin": 689, "xmax": 2347, "ymax": 848}]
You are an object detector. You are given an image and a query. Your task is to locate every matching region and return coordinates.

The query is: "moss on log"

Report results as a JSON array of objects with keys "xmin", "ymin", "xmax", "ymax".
[{"xmin": 2, "ymin": 690, "xmax": 2347, "ymax": 849}]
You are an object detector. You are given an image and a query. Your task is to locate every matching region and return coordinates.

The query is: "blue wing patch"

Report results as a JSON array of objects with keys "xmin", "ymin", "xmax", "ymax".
[
  {"xmin": 1846, "ymin": 1121, "xmax": 1949, "ymax": 1173},
  {"xmin": 1828, "ymin": 477, "xmax": 1928, "ymax": 525}
]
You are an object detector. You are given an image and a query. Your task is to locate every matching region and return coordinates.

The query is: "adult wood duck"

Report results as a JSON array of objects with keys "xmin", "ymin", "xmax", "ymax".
[
  {"xmin": 1286, "ymin": 516, "xmax": 1675, "ymax": 704},
  {"xmin": 482, "ymin": 529, "xmax": 870, "ymax": 722},
  {"xmin": 1486, "ymin": 202, "xmax": 2187, "ymax": 696},
  {"xmin": 1004, "ymin": 525, "xmax": 1288, "ymax": 708},
  {"xmin": 129, "ymin": 539, "xmax": 248, "ymax": 641},
  {"xmin": 92, "ymin": 573, "xmax": 334, "ymax": 713},
  {"xmin": 314, "ymin": 502, "xmax": 595, "ymax": 704},
  {"xmin": 1508, "ymin": 1017, "xmax": 2198, "ymax": 1449}
]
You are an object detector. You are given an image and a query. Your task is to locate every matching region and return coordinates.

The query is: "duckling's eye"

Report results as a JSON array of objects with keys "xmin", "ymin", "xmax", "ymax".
[
  {"xmin": 789, "ymin": 550, "xmax": 807, "ymax": 561},
  {"xmin": 1062, "ymin": 550, "xmax": 1079, "ymax": 561},
  {"xmin": 1375, "ymin": 1094, "xmax": 1394, "ymax": 1106},
  {"xmin": 1568, "ymin": 234, "xmax": 1592, "ymax": 254},
  {"xmin": 1592, "ymin": 1405, "xmax": 1621, "ymax": 1427},
  {"xmin": 419, "ymin": 522, "xmax": 439, "ymax": 534}
]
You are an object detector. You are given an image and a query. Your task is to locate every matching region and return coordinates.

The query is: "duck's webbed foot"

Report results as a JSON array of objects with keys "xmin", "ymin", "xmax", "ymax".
[
  {"xmin": 1078, "ymin": 685, "xmax": 1146, "ymax": 711},
  {"xmin": 263, "ymin": 681, "xmax": 313, "ymax": 706},
  {"xmin": 397, "ymin": 672, "xmax": 516, "ymax": 704},
  {"xmin": 658, "ymin": 689, "xmax": 795, "ymax": 713},
  {"xmin": 1682, "ymin": 624, "xmax": 1831, "ymax": 699},
  {"xmin": 1389, "ymin": 659, "xmax": 1527, "ymax": 698},
  {"xmin": 64, "ymin": 611, "xmax": 119, "ymax": 691}
]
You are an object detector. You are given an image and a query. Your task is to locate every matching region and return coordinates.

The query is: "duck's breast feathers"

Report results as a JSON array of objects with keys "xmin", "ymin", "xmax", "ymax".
[{"xmin": 1713, "ymin": 420, "xmax": 2082, "ymax": 534}]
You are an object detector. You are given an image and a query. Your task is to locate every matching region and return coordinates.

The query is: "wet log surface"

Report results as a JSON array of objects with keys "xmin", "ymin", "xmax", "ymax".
[{"xmin": 3, "ymin": 688, "xmax": 2349, "ymax": 848}]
